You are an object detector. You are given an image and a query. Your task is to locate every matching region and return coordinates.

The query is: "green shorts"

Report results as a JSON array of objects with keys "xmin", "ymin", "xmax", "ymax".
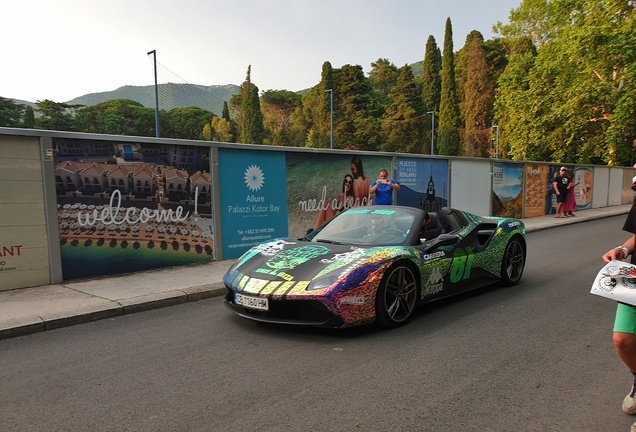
[{"xmin": 614, "ymin": 303, "xmax": 636, "ymax": 334}]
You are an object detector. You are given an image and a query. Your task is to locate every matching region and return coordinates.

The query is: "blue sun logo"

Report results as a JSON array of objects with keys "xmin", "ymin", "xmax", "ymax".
[{"xmin": 244, "ymin": 165, "xmax": 265, "ymax": 191}]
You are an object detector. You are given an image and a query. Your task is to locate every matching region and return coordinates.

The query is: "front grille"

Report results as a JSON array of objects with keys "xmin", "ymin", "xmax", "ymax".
[
  {"xmin": 268, "ymin": 299, "xmax": 335, "ymax": 322},
  {"xmin": 225, "ymin": 289, "xmax": 342, "ymax": 326}
]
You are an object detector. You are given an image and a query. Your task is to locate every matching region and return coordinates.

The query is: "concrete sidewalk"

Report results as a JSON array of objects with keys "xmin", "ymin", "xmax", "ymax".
[{"xmin": 1, "ymin": 204, "xmax": 631, "ymax": 340}]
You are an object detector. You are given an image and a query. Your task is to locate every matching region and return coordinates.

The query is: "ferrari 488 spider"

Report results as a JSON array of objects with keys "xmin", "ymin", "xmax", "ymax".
[{"xmin": 223, "ymin": 205, "xmax": 526, "ymax": 328}]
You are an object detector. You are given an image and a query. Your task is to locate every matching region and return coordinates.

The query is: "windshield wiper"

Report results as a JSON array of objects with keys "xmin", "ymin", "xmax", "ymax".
[{"xmin": 315, "ymin": 239, "xmax": 344, "ymax": 245}]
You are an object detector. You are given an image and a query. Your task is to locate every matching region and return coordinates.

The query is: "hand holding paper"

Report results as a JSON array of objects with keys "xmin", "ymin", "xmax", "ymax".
[{"xmin": 591, "ymin": 260, "xmax": 636, "ymax": 305}]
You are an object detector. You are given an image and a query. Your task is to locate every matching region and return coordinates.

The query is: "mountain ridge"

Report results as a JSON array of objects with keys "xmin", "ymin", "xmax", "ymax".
[
  {"xmin": 7, "ymin": 83, "xmax": 241, "ymax": 116},
  {"xmin": 65, "ymin": 83, "xmax": 241, "ymax": 115},
  {"xmin": 9, "ymin": 60, "xmax": 425, "ymax": 115}
]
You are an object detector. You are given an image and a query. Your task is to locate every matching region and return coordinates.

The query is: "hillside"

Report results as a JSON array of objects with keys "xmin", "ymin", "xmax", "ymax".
[
  {"xmin": 12, "ymin": 61, "xmax": 425, "ymax": 115},
  {"xmin": 65, "ymin": 83, "xmax": 241, "ymax": 115}
]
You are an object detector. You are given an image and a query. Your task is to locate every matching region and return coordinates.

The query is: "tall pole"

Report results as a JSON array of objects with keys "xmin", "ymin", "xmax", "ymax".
[
  {"xmin": 147, "ymin": 50, "xmax": 160, "ymax": 138},
  {"xmin": 492, "ymin": 124, "xmax": 499, "ymax": 159},
  {"xmin": 427, "ymin": 111, "xmax": 435, "ymax": 155},
  {"xmin": 325, "ymin": 89, "xmax": 334, "ymax": 150}
]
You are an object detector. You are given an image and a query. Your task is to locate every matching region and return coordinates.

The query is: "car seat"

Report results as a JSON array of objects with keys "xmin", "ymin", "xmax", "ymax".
[{"xmin": 437, "ymin": 207, "xmax": 454, "ymax": 234}]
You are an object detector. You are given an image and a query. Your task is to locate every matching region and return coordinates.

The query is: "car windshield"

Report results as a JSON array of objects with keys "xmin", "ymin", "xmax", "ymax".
[{"xmin": 311, "ymin": 208, "xmax": 414, "ymax": 246}]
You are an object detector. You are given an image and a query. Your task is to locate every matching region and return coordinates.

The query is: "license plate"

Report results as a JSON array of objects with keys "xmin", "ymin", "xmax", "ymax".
[{"xmin": 235, "ymin": 293, "xmax": 269, "ymax": 311}]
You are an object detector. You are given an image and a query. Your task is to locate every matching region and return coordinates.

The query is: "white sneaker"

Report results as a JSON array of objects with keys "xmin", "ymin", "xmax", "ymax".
[{"xmin": 623, "ymin": 394, "xmax": 636, "ymax": 415}]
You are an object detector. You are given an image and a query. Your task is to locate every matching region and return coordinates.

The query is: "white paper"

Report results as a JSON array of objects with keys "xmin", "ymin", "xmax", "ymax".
[{"xmin": 591, "ymin": 260, "xmax": 636, "ymax": 306}]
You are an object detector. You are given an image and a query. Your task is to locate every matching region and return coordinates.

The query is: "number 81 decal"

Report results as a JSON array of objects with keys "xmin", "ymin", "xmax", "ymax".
[{"xmin": 450, "ymin": 247, "xmax": 475, "ymax": 283}]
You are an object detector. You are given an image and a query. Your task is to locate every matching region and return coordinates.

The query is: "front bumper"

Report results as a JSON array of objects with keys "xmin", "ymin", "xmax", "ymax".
[{"xmin": 223, "ymin": 291, "xmax": 346, "ymax": 327}]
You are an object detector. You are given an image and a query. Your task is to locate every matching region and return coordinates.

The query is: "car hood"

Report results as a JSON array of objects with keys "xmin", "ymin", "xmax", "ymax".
[{"xmin": 227, "ymin": 238, "xmax": 413, "ymax": 287}]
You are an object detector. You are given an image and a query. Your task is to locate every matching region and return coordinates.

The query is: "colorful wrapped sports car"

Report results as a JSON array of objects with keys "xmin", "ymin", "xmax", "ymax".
[{"xmin": 223, "ymin": 205, "xmax": 526, "ymax": 328}]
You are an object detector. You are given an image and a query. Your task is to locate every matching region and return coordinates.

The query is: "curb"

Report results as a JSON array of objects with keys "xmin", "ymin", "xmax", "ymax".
[
  {"xmin": 0, "ymin": 283, "xmax": 227, "ymax": 340},
  {"xmin": 524, "ymin": 211, "xmax": 627, "ymax": 233}
]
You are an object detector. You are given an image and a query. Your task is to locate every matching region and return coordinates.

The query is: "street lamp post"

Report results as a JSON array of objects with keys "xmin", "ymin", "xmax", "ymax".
[
  {"xmin": 325, "ymin": 89, "xmax": 334, "ymax": 150},
  {"xmin": 426, "ymin": 111, "xmax": 435, "ymax": 155},
  {"xmin": 492, "ymin": 124, "xmax": 499, "ymax": 159},
  {"xmin": 147, "ymin": 50, "xmax": 160, "ymax": 138}
]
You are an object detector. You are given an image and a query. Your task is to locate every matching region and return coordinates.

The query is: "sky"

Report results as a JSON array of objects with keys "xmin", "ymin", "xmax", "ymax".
[{"xmin": 2, "ymin": 0, "xmax": 522, "ymax": 103}]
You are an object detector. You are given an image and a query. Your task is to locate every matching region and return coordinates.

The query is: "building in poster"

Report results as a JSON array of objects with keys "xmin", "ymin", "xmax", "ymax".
[
  {"xmin": 53, "ymin": 139, "xmax": 215, "ymax": 280},
  {"xmin": 395, "ymin": 157, "xmax": 448, "ymax": 211}
]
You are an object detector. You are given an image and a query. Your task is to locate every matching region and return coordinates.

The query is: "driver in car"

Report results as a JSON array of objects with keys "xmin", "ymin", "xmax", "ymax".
[
  {"xmin": 419, "ymin": 211, "xmax": 444, "ymax": 242},
  {"xmin": 366, "ymin": 215, "xmax": 388, "ymax": 237}
]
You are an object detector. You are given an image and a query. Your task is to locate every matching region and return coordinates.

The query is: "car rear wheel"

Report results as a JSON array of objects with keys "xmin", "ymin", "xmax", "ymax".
[
  {"xmin": 375, "ymin": 263, "xmax": 418, "ymax": 328},
  {"xmin": 501, "ymin": 237, "xmax": 525, "ymax": 286}
]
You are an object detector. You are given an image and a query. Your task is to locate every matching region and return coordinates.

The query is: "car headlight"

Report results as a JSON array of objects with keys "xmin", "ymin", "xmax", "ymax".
[{"xmin": 307, "ymin": 272, "xmax": 341, "ymax": 291}]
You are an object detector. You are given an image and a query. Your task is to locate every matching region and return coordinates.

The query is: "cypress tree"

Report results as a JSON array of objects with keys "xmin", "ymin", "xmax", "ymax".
[
  {"xmin": 460, "ymin": 32, "xmax": 494, "ymax": 157},
  {"xmin": 239, "ymin": 65, "xmax": 265, "ymax": 144},
  {"xmin": 421, "ymin": 35, "xmax": 442, "ymax": 155},
  {"xmin": 221, "ymin": 101, "xmax": 230, "ymax": 121},
  {"xmin": 23, "ymin": 105, "xmax": 35, "ymax": 128},
  {"xmin": 421, "ymin": 35, "xmax": 442, "ymax": 113},
  {"xmin": 437, "ymin": 18, "xmax": 461, "ymax": 156}
]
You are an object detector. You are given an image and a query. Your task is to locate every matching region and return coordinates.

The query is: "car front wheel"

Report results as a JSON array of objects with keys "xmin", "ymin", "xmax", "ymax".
[
  {"xmin": 501, "ymin": 237, "xmax": 525, "ymax": 286},
  {"xmin": 375, "ymin": 263, "xmax": 418, "ymax": 328}
]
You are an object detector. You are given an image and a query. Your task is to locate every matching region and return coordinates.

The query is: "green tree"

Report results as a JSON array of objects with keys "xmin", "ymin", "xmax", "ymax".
[
  {"xmin": 483, "ymin": 38, "xmax": 509, "ymax": 93},
  {"xmin": 23, "ymin": 105, "xmax": 35, "ymax": 128},
  {"xmin": 260, "ymin": 89, "xmax": 302, "ymax": 146},
  {"xmin": 162, "ymin": 106, "xmax": 213, "ymax": 140},
  {"xmin": 238, "ymin": 65, "xmax": 265, "ymax": 144},
  {"xmin": 74, "ymin": 99, "xmax": 155, "ymax": 136},
  {"xmin": 459, "ymin": 32, "xmax": 494, "ymax": 157},
  {"xmin": 34, "ymin": 100, "xmax": 78, "ymax": 131},
  {"xmin": 221, "ymin": 100, "xmax": 237, "ymax": 141},
  {"xmin": 421, "ymin": 36, "xmax": 442, "ymax": 155},
  {"xmin": 380, "ymin": 65, "xmax": 424, "ymax": 153},
  {"xmin": 203, "ymin": 115, "xmax": 233, "ymax": 142},
  {"xmin": 495, "ymin": 0, "xmax": 636, "ymax": 164},
  {"xmin": 222, "ymin": 101, "xmax": 230, "ymax": 121},
  {"xmin": 332, "ymin": 64, "xmax": 375, "ymax": 150},
  {"xmin": 421, "ymin": 36, "xmax": 442, "ymax": 113},
  {"xmin": 493, "ymin": 39, "xmax": 538, "ymax": 160},
  {"xmin": 437, "ymin": 18, "xmax": 462, "ymax": 155},
  {"xmin": 295, "ymin": 62, "xmax": 337, "ymax": 149},
  {"xmin": 368, "ymin": 58, "xmax": 399, "ymax": 116},
  {"xmin": 0, "ymin": 97, "xmax": 25, "ymax": 127}
]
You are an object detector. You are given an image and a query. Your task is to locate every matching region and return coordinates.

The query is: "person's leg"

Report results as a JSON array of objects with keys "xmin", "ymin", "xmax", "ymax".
[
  {"xmin": 614, "ymin": 332, "xmax": 636, "ymax": 373},
  {"xmin": 613, "ymin": 303, "xmax": 636, "ymax": 415}
]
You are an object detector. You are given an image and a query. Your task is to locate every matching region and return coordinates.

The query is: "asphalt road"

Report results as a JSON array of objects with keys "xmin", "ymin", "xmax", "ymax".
[{"xmin": 1, "ymin": 216, "xmax": 635, "ymax": 432}]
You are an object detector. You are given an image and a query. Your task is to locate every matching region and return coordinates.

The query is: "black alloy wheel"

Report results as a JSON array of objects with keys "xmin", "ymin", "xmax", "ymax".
[
  {"xmin": 375, "ymin": 263, "xmax": 418, "ymax": 328},
  {"xmin": 500, "ymin": 237, "xmax": 525, "ymax": 286}
]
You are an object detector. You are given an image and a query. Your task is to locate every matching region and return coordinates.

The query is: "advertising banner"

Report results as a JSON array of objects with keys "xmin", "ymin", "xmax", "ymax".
[
  {"xmin": 0, "ymin": 136, "xmax": 51, "ymax": 290},
  {"xmin": 218, "ymin": 148, "xmax": 288, "ymax": 258},
  {"xmin": 574, "ymin": 167, "xmax": 593, "ymax": 209},
  {"xmin": 492, "ymin": 162, "xmax": 524, "ymax": 218},
  {"xmin": 286, "ymin": 153, "xmax": 391, "ymax": 238},
  {"xmin": 524, "ymin": 164, "xmax": 549, "ymax": 218},
  {"xmin": 54, "ymin": 139, "xmax": 215, "ymax": 280},
  {"xmin": 395, "ymin": 157, "xmax": 449, "ymax": 211}
]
